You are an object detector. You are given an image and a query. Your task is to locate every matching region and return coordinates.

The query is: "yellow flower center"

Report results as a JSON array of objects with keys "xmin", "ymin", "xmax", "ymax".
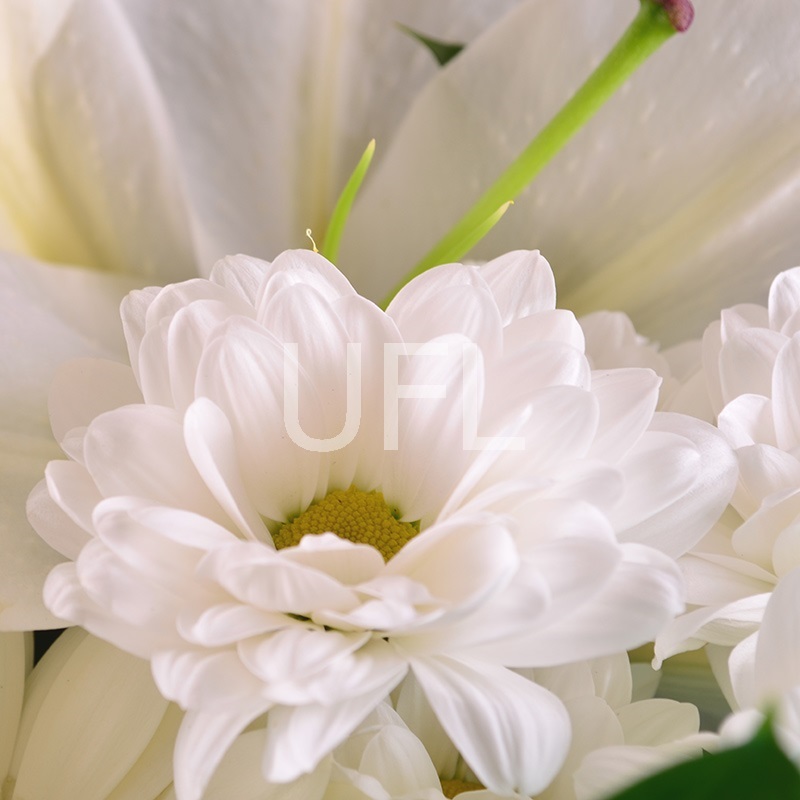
[
  {"xmin": 441, "ymin": 779, "xmax": 485, "ymax": 798},
  {"xmin": 272, "ymin": 487, "xmax": 419, "ymax": 561}
]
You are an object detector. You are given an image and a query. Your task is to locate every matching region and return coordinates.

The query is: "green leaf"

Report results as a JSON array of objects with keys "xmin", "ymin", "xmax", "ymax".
[
  {"xmin": 320, "ymin": 139, "xmax": 375, "ymax": 264},
  {"xmin": 397, "ymin": 24, "xmax": 464, "ymax": 67},
  {"xmin": 602, "ymin": 719, "xmax": 800, "ymax": 800}
]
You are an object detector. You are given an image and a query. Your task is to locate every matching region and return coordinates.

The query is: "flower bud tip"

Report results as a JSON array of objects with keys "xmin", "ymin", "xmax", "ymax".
[{"xmin": 653, "ymin": 0, "xmax": 694, "ymax": 33}]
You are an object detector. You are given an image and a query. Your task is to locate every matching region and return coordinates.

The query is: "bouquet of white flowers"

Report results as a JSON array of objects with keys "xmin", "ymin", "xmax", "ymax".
[{"xmin": 2, "ymin": 2, "xmax": 800, "ymax": 799}]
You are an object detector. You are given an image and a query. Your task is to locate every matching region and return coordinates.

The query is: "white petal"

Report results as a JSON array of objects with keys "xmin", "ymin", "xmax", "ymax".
[
  {"xmin": 0, "ymin": 632, "xmax": 26, "ymax": 783},
  {"xmin": 173, "ymin": 704, "xmax": 271, "ymax": 800},
  {"xmin": 681, "ymin": 553, "xmax": 775, "ymax": 606},
  {"xmin": 613, "ymin": 413, "xmax": 737, "ymax": 558},
  {"xmin": 197, "ymin": 543, "xmax": 358, "ymax": 614},
  {"xmin": 237, "ymin": 628, "xmax": 370, "ymax": 693},
  {"xmin": 479, "ymin": 250, "xmax": 556, "ymax": 323},
  {"xmin": 411, "ymin": 656, "xmax": 570, "ymax": 796},
  {"xmin": 152, "ymin": 648, "xmax": 266, "ymax": 714},
  {"xmin": 386, "ymin": 515, "xmax": 518, "ymax": 608},
  {"xmin": 524, "ymin": 543, "xmax": 683, "ymax": 666},
  {"xmin": 209, "ymin": 254, "xmax": 271, "ymax": 305},
  {"xmin": 588, "ymin": 368, "xmax": 659, "ymax": 463},
  {"xmin": 718, "ymin": 395, "xmax": 776, "ymax": 449},
  {"xmin": 732, "ymin": 490, "xmax": 800, "ymax": 571},
  {"xmin": 27, "ymin": 475, "xmax": 91, "ymax": 559},
  {"xmin": 617, "ymin": 698, "xmax": 699, "ymax": 747},
  {"xmin": 753, "ymin": 567, "xmax": 800, "ymax": 701},
  {"xmin": 387, "ymin": 263, "xmax": 502, "ymax": 356},
  {"xmin": 0, "ymin": 254, "xmax": 134, "ymax": 437},
  {"xmin": 0, "ymin": 431, "xmax": 65, "ymax": 630},
  {"xmin": 203, "ymin": 730, "xmax": 330, "ymax": 800},
  {"xmin": 83, "ymin": 404, "xmax": 227, "ymax": 524},
  {"xmin": 719, "ymin": 329, "xmax": 785, "ymax": 404},
  {"xmin": 177, "ymin": 603, "xmax": 289, "ymax": 648},
  {"xmin": 195, "ymin": 318, "xmax": 322, "ymax": 523},
  {"xmin": 0, "ymin": 1, "xmax": 196, "ymax": 278},
  {"xmin": 772, "ymin": 333, "xmax": 800, "ymax": 451},
  {"xmin": 770, "ymin": 268, "xmax": 800, "ymax": 333},
  {"xmin": 10, "ymin": 628, "xmax": 170, "ymax": 800},
  {"xmin": 736, "ymin": 445, "xmax": 800, "ymax": 517},
  {"xmin": 262, "ymin": 653, "xmax": 406, "ymax": 784},
  {"xmin": 654, "ymin": 594, "xmax": 770, "ymax": 668},
  {"xmin": 380, "ymin": 335, "xmax": 478, "ymax": 523},
  {"xmin": 48, "ymin": 357, "xmax": 141, "ymax": 445},
  {"xmin": 183, "ymin": 398, "xmax": 269, "ymax": 542},
  {"xmin": 116, "ymin": 2, "xmax": 520, "ymax": 265}
]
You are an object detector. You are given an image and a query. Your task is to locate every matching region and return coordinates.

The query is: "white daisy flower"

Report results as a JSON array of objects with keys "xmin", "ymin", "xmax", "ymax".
[
  {"xmin": 656, "ymin": 267, "xmax": 800, "ymax": 666},
  {"xmin": 29, "ymin": 248, "xmax": 734, "ymax": 799}
]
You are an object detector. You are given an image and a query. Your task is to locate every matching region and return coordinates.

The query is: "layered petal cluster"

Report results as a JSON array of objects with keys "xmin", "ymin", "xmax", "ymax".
[
  {"xmin": 32, "ymin": 249, "xmax": 735, "ymax": 799},
  {"xmin": 396, "ymin": 654, "xmax": 710, "ymax": 800},
  {"xmin": 656, "ymin": 268, "xmax": 800, "ymax": 663}
]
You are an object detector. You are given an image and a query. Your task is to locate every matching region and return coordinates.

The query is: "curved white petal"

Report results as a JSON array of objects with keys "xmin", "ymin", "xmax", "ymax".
[
  {"xmin": 612, "ymin": 413, "xmax": 737, "ymax": 558},
  {"xmin": 173, "ymin": 704, "xmax": 272, "ymax": 800},
  {"xmin": 411, "ymin": 656, "xmax": 570, "ymax": 797},
  {"xmin": 261, "ymin": 648, "xmax": 406, "ymax": 784}
]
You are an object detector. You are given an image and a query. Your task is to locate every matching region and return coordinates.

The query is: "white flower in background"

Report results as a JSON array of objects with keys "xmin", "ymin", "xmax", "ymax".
[
  {"xmin": 0, "ymin": 627, "xmax": 181, "ymax": 800},
  {"xmin": 2, "ymin": 0, "xmax": 799, "ymax": 627},
  {"xmin": 29, "ymin": 249, "xmax": 735, "ymax": 799},
  {"xmin": 656, "ymin": 267, "xmax": 800, "ymax": 667},
  {"xmin": 718, "ymin": 567, "xmax": 800, "ymax": 763},
  {"xmin": 579, "ymin": 311, "xmax": 712, "ymax": 420},
  {"xmin": 394, "ymin": 653, "xmax": 711, "ymax": 800}
]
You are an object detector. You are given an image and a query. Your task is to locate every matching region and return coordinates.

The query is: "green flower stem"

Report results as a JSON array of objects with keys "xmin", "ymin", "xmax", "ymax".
[
  {"xmin": 381, "ymin": 0, "xmax": 686, "ymax": 308},
  {"xmin": 321, "ymin": 139, "xmax": 375, "ymax": 264}
]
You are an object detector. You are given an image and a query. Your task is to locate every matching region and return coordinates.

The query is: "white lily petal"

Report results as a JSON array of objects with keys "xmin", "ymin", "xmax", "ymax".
[
  {"xmin": 116, "ymin": 0, "xmax": 520, "ymax": 265},
  {"xmin": 344, "ymin": 0, "xmax": 800, "ymax": 341},
  {"xmin": 48, "ymin": 358, "xmax": 141, "ymax": 445},
  {"xmin": 0, "ymin": 0, "xmax": 196, "ymax": 277}
]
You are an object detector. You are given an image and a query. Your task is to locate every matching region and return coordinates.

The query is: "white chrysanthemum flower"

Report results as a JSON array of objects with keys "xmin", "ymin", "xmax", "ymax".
[
  {"xmin": 656, "ymin": 267, "xmax": 800, "ymax": 665},
  {"xmin": 1, "ymin": 628, "xmax": 181, "ymax": 800},
  {"xmin": 395, "ymin": 653, "xmax": 712, "ymax": 800},
  {"xmin": 580, "ymin": 311, "xmax": 712, "ymax": 420},
  {"xmin": 30, "ymin": 249, "xmax": 734, "ymax": 799}
]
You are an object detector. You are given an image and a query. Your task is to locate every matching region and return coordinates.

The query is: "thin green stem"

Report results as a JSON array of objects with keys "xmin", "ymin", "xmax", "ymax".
[
  {"xmin": 381, "ymin": 0, "xmax": 682, "ymax": 307},
  {"xmin": 321, "ymin": 139, "xmax": 375, "ymax": 264}
]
